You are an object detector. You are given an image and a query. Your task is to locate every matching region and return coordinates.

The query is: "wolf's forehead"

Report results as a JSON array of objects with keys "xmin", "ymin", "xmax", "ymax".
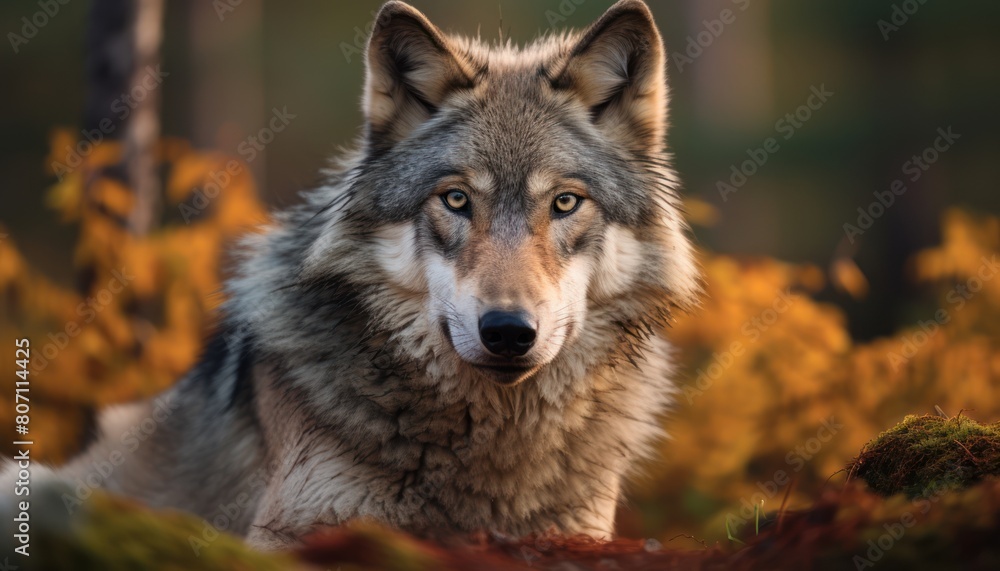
[{"xmin": 453, "ymin": 74, "xmax": 583, "ymax": 188}]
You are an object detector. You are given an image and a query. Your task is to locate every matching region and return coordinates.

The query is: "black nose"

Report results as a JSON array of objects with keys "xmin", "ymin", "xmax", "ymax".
[{"xmin": 479, "ymin": 311, "xmax": 537, "ymax": 357}]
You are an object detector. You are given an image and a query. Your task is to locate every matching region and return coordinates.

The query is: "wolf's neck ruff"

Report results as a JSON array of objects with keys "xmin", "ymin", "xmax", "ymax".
[{"xmin": 245, "ymin": 286, "xmax": 680, "ymax": 538}]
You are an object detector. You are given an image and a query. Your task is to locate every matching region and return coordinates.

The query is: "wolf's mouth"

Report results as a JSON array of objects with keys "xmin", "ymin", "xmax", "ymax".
[
  {"xmin": 472, "ymin": 363, "xmax": 534, "ymax": 374},
  {"xmin": 471, "ymin": 363, "xmax": 537, "ymax": 384}
]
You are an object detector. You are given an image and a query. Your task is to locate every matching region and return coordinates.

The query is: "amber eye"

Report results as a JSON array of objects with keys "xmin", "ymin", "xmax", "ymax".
[
  {"xmin": 443, "ymin": 190, "xmax": 469, "ymax": 213},
  {"xmin": 553, "ymin": 193, "xmax": 582, "ymax": 215}
]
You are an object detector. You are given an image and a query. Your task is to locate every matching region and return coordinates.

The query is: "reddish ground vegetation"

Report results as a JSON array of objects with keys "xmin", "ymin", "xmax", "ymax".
[{"xmin": 297, "ymin": 480, "xmax": 1000, "ymax": 570}]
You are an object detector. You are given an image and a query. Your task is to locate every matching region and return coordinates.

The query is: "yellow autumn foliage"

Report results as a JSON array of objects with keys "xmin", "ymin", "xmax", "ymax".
[
  {"xmin": 626, "ymin": 208, "xmax": 1000, "ymax": 541},
  {"xmin": 0, "ymin": 130, "xmax": 266, "ymax": 462}
]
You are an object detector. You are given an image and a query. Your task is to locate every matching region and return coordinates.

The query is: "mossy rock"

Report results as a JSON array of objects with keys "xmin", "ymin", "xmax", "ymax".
[
  {"xmin": 0, "ymin": 482, "xmax": 290, "ymax": 571},
  {"xmin": 848, "ymin": 414, "xmax": 1000, "ymax": 497}
]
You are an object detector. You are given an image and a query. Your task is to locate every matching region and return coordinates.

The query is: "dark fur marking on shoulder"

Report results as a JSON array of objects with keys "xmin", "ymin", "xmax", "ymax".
[
  {"xmin": 190, "ymin": 332, "xmax": 231, "ymax": 390},
  {"xmin": 189, "ymin": 324, "xmax": 257, "ymax": 411},
  {"xmin": 231, "ymin": 333, "xmax": 257, "ymax": 410}
]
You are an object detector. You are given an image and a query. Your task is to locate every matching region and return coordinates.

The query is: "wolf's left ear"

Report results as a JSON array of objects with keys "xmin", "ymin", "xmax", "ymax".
[
  {"xmin": 364, "ymin": 1, "xmax": 475, "ymax": 151},
  {"xmin": 552, "ymin": 0, "xmax": 667, "ymax": 152}
]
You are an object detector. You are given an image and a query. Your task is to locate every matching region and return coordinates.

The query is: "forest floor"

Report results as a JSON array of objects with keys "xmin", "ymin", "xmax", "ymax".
[{"xmin": 4, "ymin": 415, "xmax": 998, "ymax": 570}]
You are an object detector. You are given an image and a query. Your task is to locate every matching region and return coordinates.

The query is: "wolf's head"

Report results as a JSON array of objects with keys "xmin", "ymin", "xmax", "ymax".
[{"xmin": 301, "ymin": 0, "xmax": 699, "ymax": 387}]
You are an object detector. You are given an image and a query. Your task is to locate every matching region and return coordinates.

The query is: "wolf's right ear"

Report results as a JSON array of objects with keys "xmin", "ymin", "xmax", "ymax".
[{"xmin": 363, "ymin": 1, "xmax": 475, "ymax": 150}]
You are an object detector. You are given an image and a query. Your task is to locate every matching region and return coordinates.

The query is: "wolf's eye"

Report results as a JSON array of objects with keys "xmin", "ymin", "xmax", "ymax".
[
  {"xmin": 553, "ymin": 193, "xmax": 582, "ymax": 215},
  {"xmin": 442, "ymin": 190, "xmax": 470, "ymax": 213}
]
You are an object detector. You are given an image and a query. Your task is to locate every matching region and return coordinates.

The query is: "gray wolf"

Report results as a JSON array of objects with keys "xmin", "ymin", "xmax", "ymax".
[{"xmin": 9, "ymin": 0, "xmax": 699, "ymax": 550}]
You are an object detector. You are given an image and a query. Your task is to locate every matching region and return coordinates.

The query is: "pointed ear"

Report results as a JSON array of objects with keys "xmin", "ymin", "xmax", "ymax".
[
  {"xmin": 364, "ymin": 1, "xmax": 475, "ymax": 150},
  {"xmin": 551, "ymin": 0, "xmax": 667, "ymax": 152}
]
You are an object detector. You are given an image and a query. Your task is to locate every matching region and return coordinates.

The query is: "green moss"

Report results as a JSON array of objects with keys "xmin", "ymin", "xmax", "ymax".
[
  {"xmin": 1, "ymin": 483, "xmax": 289, "ymax": 571},
  {"xmin": 848, "ymin": 414, "xmax": 1000, "ymax": 497}
]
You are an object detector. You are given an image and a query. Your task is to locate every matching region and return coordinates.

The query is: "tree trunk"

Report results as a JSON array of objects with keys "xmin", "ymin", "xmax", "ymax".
[{"xmin": 84, "ymin": 0, "xmax": 163, "ymax": 237}]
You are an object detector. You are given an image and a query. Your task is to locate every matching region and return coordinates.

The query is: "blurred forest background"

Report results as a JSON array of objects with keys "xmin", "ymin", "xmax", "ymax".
[{"xmin": 1, "ymin": 0, "xmax": 999, "ymax": 546}]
